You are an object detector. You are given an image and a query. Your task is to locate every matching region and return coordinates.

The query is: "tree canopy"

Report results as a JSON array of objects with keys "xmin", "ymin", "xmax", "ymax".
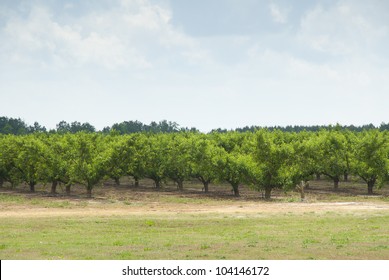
[
  {"xmin": 3, "ymin": 115, "xmax": 389, "ymax": 135},
  {"xmin": 1, "ymin": 121, "xmax": 389, "ymax": 198}
]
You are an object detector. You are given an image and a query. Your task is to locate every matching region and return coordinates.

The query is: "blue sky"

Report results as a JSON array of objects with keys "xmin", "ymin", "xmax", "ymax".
[{"xmin": 1, "ymin": 0, "xmax": 388, "ymax": 131}]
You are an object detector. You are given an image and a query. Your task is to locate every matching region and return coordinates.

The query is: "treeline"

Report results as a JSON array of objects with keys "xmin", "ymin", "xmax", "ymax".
[
  {"xmin": 215, "ymin": 123, "xmax": 389, "ymax": 133},
  {"xmin": 2, "ymin": 116, "xmax": 389, "ymax": 135},
  {"xmin": 1, "ymin": 130, "xmax": 388, "ymax": 199},
  {"xmin": 0, "ymin": 117, "xmax": 197, "ymax": 135}
]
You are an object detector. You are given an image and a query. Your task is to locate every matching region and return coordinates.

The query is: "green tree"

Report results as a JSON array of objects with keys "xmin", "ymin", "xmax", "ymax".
[
  {"xmin": 216, "ymin": 150, "xmax": 252, "ymax": 197},
  {"xmin": 351, "ymin": 130, "xmax": 388, "ymax": 194},
  {"xmin": 284, "ymin": 132, "xmax": 319, "ymax": 200},
  {"xmin": 126, "ymin": 134, "xmax": 149, "ymax": 187},
  {"xmin": 39, "ymin": 134, "xmax": 74, "ymax": 194},
  {"xmin": 316, "ymin": 130, "xmax": 350, "ymax": 189},
  {"xmin": 210, "ymin": 131, "xmax": 248, "ymax": 153},
  {"xmin": 12, "ymin": 136, "xmax": 47, "ymax": 192},
  {"xmin": 0, "ymin": 117, "xmax": 29, "ymax": 135},
  {"xmin": 66, "ymin": 133, "xmax": 108, "ymax": 197},
  {"xmin": 56, "ymin": 121, "xmax": 71, "ymax": 133},
  {"xmin": 0, "ymin": 135, "xmax": 20, "ymax": 187},
  {"xmin": 28, "ymin": 122, "xmax": 47, "ymax": 133},
  {"xmin": 250, "ymin": 130, "xmax": 292, "ymax": 199},
  {"xmin": 103, "ymin": 135, "xmax": 131, "ymax": 186},
  {"xmin": 190, "ymin": 136, "xmax": 224, "ymax": 193},
  {"xmin": 164, "ymin": 134, "xmax": 192, "ymax": 190},
  {"xmin": 143, "ymin": 134, "xmax": 167, "ymax": 189}
]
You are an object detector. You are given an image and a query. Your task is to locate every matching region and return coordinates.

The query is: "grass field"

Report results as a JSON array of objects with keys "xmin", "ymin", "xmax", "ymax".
[{"xmin": 1, "ymin": 178, "xmax": 389, "ymax": 260}]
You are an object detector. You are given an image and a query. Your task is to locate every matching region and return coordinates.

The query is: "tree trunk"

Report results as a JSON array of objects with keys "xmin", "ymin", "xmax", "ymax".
[
  {"xmin": 86, "ymin": 187, "xmax": 92, "ymax": 198},
  {"xmin": 316, "ymin": 173, "xmax": 321, "ymax": 180},
  {"xmin": 300, "ymin": 190, "xmax": 305, "ymax": 201},
  {"xmin": 334, "ymin": 177, "xmax": 339, "ymax": 189},
  {"xmin": 177, "ymin": 179, "xmax": 184, "ymax": 191},
  {"xmin": 203, "ymin": 181, "xmax": 209, "ymax": 193},
  {"xmin": 134, "ymin": 177, "xmax": 140, "ymax": 187},
  {"xmin": 65, "ymin": 183, "xmax": 71, "ymax": 196},
  {"xmin": 155, "ymin": 180, "xmax": 161, "ymax": 189},
  {"xmin": 344, "ymin": 171, "xmax": 348, "ymax": 182},
  {"xmin": 264, "ymin": 186, "xmax": 272, "ymax": 200},
  {"xmin": 51, "ymin": 180, "xmax": 58, "ymax": 194},
  {"xmin": 296, "ymin": 181, "xmax": 306, "ymax": 201},
  {"xmin": 232, "ymin": 184, "xmax": 240, "ymax": 197},
  {"xmin": 367, "ymin": 180, "xmax": 375, "ymax": 195},
  {"xmin": 0, "ymin": 178, "xmax": 3, "ymax": 188},
  {"xmin": 29, "ymin": 181, "xmax": 35, "ymax": 192},
  {"xmin": 114, "ymin": 177, "xmax": 120, "ymax": 186}
]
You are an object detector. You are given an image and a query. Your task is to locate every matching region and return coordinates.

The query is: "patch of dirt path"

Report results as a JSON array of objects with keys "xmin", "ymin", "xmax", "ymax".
[{"xmin": 1, "ymin": 201, "xmax": 389, "ymax": 218}]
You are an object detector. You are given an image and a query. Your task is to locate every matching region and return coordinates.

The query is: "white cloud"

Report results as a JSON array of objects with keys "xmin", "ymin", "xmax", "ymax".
[
  {"xmin": 269, "ymin": 3, "xmax": 287, "ymax": 24},
  {"xmin": 1, "ymin": 5, "xmax": 137, "ymax": 69},
  {"xmin": 64, "ymin": 3, "xmax": 74, "ymax": 10},
  {"xmin": 243, "ymin": 41, "xmax": 385, "ymax": 99},
  {"xmin": 0, "ymin": 0, "xmax": 204, "ymax": 70},
  {"xmin": 298, "ymin": 1, "xmax": 388, "ymax": 57}
]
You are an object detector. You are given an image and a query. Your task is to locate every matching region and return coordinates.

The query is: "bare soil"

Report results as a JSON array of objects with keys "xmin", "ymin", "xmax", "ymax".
[
  {"xmin": 1, "ymin": 201, "xmax": 389, "ymax": 218},
  {"xmin": 1, "ymin": 178, "xmax": 389, "ymax": 218}
]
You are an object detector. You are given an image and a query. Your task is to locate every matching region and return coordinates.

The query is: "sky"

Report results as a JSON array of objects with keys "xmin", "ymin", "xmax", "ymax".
[{"xmin": 1, "ymin": 0, "xmax": 388, "ymax": 132}]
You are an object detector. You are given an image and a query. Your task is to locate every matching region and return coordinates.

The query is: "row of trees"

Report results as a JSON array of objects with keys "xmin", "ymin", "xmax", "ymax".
[
  {"xmin": 0, "ymin": 117, "xmax": 47, "ymax": 134},
  {"xmin": 229, "ymin": 123, "xmax": 389, "ymax": 133},
  {"xmin": 3, "ymin": 116, "xmax": 389, "ymax": 135},
  {"xmin": 1, "ymin": 129, "xmax": 388, "ymax": 198},
  {"xmin": 0, "ymin": 117, "xmax": 197, "ymax": 135},
  {"xmin": 0, "ymin": 117, "xmax": 96, "ymax": 134}
]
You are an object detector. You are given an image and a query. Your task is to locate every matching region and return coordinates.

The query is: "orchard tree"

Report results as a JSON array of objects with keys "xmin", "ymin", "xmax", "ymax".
[
  {"xmin": 0, "ymin": 135, "xmax": 20, "ymax": 187},
  {"xmin": 0, "ymin": 136, "xmax": 8, "ymax": 187},
  {"xmin": 216, "ymin": 149, "xmax": 253, "ymax": 197},
  {"xmin": 250, "ymin": 130, "xmax": 292, "ymax": 199},
  {"xmin": 351, "ymin": 130, "xmax": 388, "ymax": 194},
  {"xmin": 39, "ymin": 134, "xmax": 74, "ymax": 194},
  {"xmin": 143, "ymin": 134, "xmax": 167, "ymax": 189},
  {"xmin": 12, "ymin": 136, "xmax": 47, "ymax": 192},
  {"xmin": 0, "ymin": 145, "xmax": 5, "ymax": 187},
  {"xmin": 210, "ymin": 131, "xmax": 248, "ymax": 153},
  {"xmin": 66, "ymin": 133, "xmax": 108, "ymax": 197},
  {"xmin": 126, "ymin": 134, "xmax": 150, "ymax": 187},
  {"xmin": 164, "ymin": 134, "xmax": 192, "ymax": 190},
  {"xmin": 316, "ymin": 130, "xmax": 350, "ymax": 189},
  {"xmin": 190, "ymin": 136, "xmax": 224, "ymax": 193},
  {"xmin": 103, "ymin": 135, "xmax": 131, "ymax": 186},
  {"xmin": 284, "ymin": 132, "xmax": 319, "ymax": 200},
  {"xmin": 342, "ymin": 130, "xmax": 355, "ymax": 181},
  {"xmin": 293, "ymin": 132, "xmax": 319, "ymax": 180}
]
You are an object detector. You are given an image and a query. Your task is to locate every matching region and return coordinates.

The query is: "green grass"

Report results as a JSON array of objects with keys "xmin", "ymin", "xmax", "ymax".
[
  {"xmin": 0, "ymin": 193, "xmax": 87, "ymax": 208},
  {"xmin": 0, "ymin": 193, "xmax": 27, "ymax": 203},
  {"xmin": 1, "ymin": 212, "xmax": 389, "ymax": 260},
  {"xmin": 1, "ymin": 181, "xmax": 389, "ymax": 260}
]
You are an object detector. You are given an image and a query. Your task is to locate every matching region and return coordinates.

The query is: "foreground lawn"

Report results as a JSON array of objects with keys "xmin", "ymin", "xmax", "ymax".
[{"xmin": 1, "ymin": 211, "xmax": 388, "ymax": 260}]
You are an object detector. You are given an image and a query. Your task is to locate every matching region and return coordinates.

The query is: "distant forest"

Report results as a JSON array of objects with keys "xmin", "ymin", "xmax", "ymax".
[
  {"xmin": 0, "ymin": 117, "xmax": 197, "ymax": 134},
  {"xmin": 1, "ymin": 116, "xmax": 389, "ymax": 135}
]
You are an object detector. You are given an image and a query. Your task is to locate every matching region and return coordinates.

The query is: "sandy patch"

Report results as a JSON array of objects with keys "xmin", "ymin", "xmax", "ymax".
[{"xmin": 1, "ymin": 201, "xmax": 389, "ymax": 218}]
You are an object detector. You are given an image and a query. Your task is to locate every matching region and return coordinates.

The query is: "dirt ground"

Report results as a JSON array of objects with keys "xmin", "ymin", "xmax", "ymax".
[
  {"xmin": 2, "ymin": 201, "xmax": 389, "ymax": 218},
  {"xmin": 1, "ymin": 178, "xmax": 389, "ymax": 218}
]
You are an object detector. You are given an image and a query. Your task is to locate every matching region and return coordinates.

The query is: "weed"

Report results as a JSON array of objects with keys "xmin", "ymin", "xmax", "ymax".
[
  {"xmin": 145, "ymin": 220, "xmax": 155, "ymax": 227},
  {"xmin": 113, "ymin": 241, "xmax": 124, "ymax": 246}
]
